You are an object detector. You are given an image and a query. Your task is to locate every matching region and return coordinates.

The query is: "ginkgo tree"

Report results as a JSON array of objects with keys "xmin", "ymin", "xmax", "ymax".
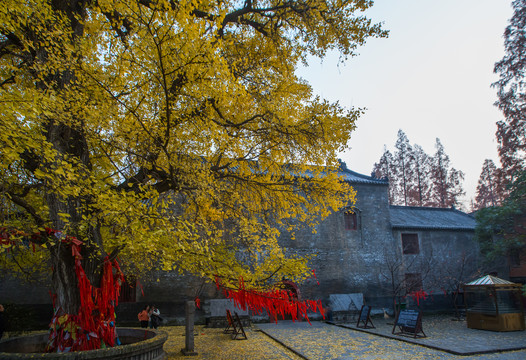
[{"xmin": 0, "ymin": 0, "xmax": 385, "ymax": 350}]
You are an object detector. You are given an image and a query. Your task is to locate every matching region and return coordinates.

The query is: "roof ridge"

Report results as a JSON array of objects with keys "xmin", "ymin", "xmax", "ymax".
[
  {"xmin": 389, "ymin": 205, "xmax": 476, "ymax": 231},
  {"xmin": 338, "ymin": 167, "xmax": 388, "ymax": 185},
  {"xmin": 389, "ymin": 205, "xmax": 472, "ymax": 215}
]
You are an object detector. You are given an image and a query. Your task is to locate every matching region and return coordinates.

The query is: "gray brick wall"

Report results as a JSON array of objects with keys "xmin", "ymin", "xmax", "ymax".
[{"xmin": 280, "ymin": 182, "xmax": 394, "ymax": 304}]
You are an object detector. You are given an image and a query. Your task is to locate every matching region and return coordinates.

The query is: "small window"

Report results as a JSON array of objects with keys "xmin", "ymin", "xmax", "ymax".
[
  {"xmin": 401, "ymin": 233, "xmax": 419, "ymax": 254},
  {"xmin": 344, "ymin": 211, "xmax": 357, "ymax": 230},
  {"xmin": 510, "ymin": 249, "xmax": 521, "ymax": 267},
  {"xmin": 405, "ymin": 273, "xmax": 423, "ymax": 293}
]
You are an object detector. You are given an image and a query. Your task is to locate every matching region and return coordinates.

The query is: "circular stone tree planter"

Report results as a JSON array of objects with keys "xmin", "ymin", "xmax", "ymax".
[{"xmin": 0, "ymin": 328, "xmax": 167, "ymax": 360}]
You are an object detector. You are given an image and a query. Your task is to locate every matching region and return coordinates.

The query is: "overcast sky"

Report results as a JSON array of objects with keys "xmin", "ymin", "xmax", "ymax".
[{"xmin": 297, "ymin": 0, "xmax": 514, "ymax": 209}]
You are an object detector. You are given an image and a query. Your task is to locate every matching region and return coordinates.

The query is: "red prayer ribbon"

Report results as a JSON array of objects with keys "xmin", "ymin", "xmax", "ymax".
[
  {"xmin": 217, "ymin": 277, "xmax": 324, "ymax": 324},
  {"xmin": 0, "ymin": 227, "xmax": 125, "ymax": 352}
]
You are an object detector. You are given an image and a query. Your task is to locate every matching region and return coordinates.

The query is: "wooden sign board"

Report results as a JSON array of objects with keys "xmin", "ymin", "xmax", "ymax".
[
  {"xmin": 356, "ymin": 305, "xmax": 375, "ymax": 329},
  {"xmin": 392, "ymin": 309, "xmax": 426, "ymax": 338}
]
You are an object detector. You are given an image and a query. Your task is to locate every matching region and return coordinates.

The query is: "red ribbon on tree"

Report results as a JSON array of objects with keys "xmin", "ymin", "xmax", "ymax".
[
  {"xmin": 406, "ymin": 289, "xmax": 433, "ymax": 306},
  {"xmin": 216, "ymin": 277, "xmax": 324, "ymax": 324},
  {"xmin": 46, "ymin": 232, "xmax": 125, "ymax": 352},
  {"xmin": 0, "ymin": 227, "xmax": 125, "ymax": 352}
]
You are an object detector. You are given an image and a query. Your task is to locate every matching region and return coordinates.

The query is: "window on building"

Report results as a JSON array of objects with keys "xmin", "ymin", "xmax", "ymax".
[
  {"xmin": 510, "ymin": 249, "xmax": 522, "ymax": 267},
  {"xmin": 344, "ymin": 211, "xmax": 357, "ymax": 230},
  {"xmin": 405, "ymin": 273, "xmax": 423, "ymax": 293},
  {"xmin": 118, "ymin": 276, "xmax": 137, "ymax": 303},
  {"xmin": 401, "ymin": 233, "xmax": 419, "ymax": 254}
]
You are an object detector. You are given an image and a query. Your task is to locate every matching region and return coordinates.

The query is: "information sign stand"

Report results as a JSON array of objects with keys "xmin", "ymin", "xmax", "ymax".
[
  {"xmin": 224, "ymin": 309, "xmax": 235, "ymax": 334},
  {"xmin": 356, "ymin": 305, "xmax": 375, "ymax": 329},
  {"xmin": 233, "ymin": 312, "xmax": 247, "ymax": 340},
  {"xmin": 224, "ymin": 309, "xmax": 247, "ymax": 340},
  {"xmin": 392, "ymin": 309, "xmax": 426, "ymax": 338}
]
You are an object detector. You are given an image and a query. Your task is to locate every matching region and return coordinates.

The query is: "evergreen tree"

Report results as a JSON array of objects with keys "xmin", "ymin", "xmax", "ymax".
[
  {"xmin": 429, "ymin": 139, "xmax": 465, "ymax": 208},
  {"xmin": 493, "ymin": 0, "xmax": 526, "ymax": 182},
  {"xmin": 476, "ymin": 0, "xmax": 526, "ymax": 266},
  {"xmin": 476, "ymin": 171, "xmax": 526, "ymax": 263},
  {"xmin": 474, "ymin": 159, "xmax": 504, "ymax": 210},
  {"xmin": 407, "ymin": 144, "xmax": 432, "ymax": 207},
  {"xmin": 373, "ymin": 146, "xmax": 396, "ymax": 204},
  {"xmin": 373, "ymin": 135, "xmax": 464, "ymax": 208},
  {"xmin": 394, "ymin": 130, "xmax": 413, "ymax": 206}
]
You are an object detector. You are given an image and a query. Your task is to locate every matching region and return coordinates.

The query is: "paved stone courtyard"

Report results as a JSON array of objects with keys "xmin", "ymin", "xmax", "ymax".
[
  {"xmin": 335, "ymin": 315, "xmax": 526, "ymax": 355},
  {"xmin": 6, "ymin": 316, "xmax": 524, "ymax": 359},
  {"xmin": 256, "ymin": 316, "xmax": 526, "ymax": 360}
]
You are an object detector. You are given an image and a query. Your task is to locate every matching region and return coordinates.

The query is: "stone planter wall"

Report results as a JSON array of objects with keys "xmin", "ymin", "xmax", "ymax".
[{"xmin": 0, "ymin": 328, "xmax": 167, "ymax": 360}]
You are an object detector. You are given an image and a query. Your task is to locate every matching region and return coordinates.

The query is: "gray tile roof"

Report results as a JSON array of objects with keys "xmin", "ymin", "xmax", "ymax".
[
  {"xmin": 299, "ymin": 164, "xmax": 388, "ymax": 185},
  {"xmin": 389, "ymin": 205, "xmax": 476, "ymax": 231},
  {"xmin": 338, "ymin": 168, "xmax": 389, "ymax": 185}
]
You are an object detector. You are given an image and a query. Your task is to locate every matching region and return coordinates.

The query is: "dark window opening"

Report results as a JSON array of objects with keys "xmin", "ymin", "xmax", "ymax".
[
  {"xmin": 510, "ymin": 249, "xmax": 522, "ymax": 267},
  {"xmin": 405, "ymin": 273, "xmax": 423, "ymax": 294},
  {"xmin": 344, "ymin": 211, "xmax": 357, "ymax": 231},
  {"xmin": 118, "ymin": 276, "xmax": 137, "ymax": 303},
  {"xmin": 402, "ymin": 233, "xmax": 419, "ymax": 254}
]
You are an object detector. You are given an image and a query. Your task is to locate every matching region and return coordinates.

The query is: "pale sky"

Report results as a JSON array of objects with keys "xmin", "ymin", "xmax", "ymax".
[{"xmin": 297, "ymin": 0, "xmax": 514, "ymax": 209}]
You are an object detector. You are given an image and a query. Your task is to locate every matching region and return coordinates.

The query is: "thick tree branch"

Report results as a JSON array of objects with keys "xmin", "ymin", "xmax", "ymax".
[
  {"xmin": 209, "ymin": 98, "xmax": 268, "ymax": 128},
  {"xmin": 0, "ymin": 184, "xmax": 46, "ymax": 227},
  {"xmin": 107, "ymin": 244, "xmax": 125, "ymax": 263}
]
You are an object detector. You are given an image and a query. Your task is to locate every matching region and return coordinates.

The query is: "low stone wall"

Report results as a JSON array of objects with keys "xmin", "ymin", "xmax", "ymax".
[{"xmin": 0, "ymin": 328, "xmax": 167, "ymax": 360}]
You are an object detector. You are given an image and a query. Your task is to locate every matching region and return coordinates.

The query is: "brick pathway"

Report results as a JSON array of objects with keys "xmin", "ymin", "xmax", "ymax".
[
  {"xmin": 337, "ymin": 315, "xmax": 526, "ymax": 355},
  {"xmin": 257, "ymin": 317, "xmax": 526, "ymax": 360}
]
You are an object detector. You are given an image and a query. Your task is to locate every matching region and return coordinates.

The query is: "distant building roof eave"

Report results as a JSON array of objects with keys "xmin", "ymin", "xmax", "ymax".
[
  {"xmin": 338, "ymin": 168, "xmax": 389, "ymax": 185},
  {"xmin": 391, "ymin": 225, "xmax": 476, "ymax": 231},
  {"xmin": 389, "ymin": 205, "xmax": 477, "ymax": 231}
]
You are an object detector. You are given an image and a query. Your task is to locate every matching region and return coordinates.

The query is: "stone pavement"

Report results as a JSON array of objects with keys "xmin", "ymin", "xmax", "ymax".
[{"xmin": 256, "ymin": 316, "xmax": 526, "ymax": 360}]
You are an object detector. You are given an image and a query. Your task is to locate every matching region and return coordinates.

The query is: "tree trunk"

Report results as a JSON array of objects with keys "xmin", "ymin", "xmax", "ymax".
[
  {"xmin": 50, "ymin": 244, "xmax": 81, "ymax": 314},
  {"xmin": 44, "ymin": 123, "xmax": 101, "ymax": 314}
]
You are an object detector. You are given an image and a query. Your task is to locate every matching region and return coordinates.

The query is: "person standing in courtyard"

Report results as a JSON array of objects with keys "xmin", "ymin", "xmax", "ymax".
[
  {"xmin": 150, "ymin": 305, "xmax": 162, "ymax": 329},
  {"xmin": 138, "ymin": 305, "xmax": 149, "ymax": 328}
]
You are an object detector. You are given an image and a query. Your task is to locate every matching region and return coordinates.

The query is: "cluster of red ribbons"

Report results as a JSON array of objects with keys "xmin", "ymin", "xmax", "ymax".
[
  {"xmin": 406, "ymin": 290, "xmax": 433, "ymax": 306},
  {"xmin": 0, "ymin": 228, "xmax": 18, "ymax": 248},
  {"xmin": 1, "ymin": 227, "xmax": 124, "ymax": 352},
  {"xmin": 0, "ymin": 228, "xmax": 36, "ymax": 251},
  {"xmin": 46, "ymin": 258, "xmax": 123, "ymax": 352},
  {"xmin": 47, "ymin": 230, "xmax": 125, "ymax": 352},
  {"xmin": 215, "ymin": 277, "xmax": 324, "ymax": 324}
]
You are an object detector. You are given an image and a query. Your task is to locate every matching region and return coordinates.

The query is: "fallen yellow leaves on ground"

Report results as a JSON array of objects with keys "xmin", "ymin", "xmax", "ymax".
[{"xmin": 161, "ymin": 325, "xmax": 303, "ymax": 360}]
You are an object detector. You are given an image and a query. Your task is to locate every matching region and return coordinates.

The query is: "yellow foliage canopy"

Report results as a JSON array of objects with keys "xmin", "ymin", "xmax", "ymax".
[{"xmin": 0, "ymin": 0, "xmax": 385, "ymax": 301}]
